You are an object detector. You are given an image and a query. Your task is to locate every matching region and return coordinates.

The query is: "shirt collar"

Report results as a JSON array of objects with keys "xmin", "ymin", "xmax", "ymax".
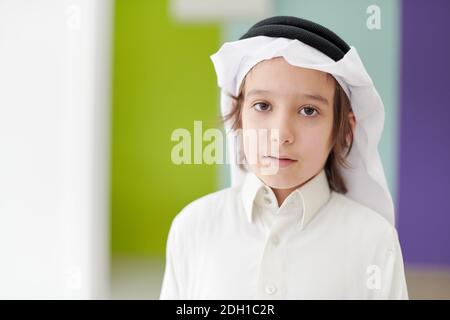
[{"xmin": 240, "ymin": 169, "xmax": 331, "ymax": 230}]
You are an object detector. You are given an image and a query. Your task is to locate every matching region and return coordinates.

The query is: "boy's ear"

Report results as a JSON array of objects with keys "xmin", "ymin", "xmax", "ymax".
[{"xmin": 346, "ymin": 112, "xmax": 356, "ymax": 146}]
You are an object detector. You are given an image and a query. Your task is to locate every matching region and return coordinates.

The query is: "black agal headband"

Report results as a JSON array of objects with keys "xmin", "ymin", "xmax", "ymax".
[{"xmin": 239, "ymin": 16, "xmax": 350, "ymax": 62}]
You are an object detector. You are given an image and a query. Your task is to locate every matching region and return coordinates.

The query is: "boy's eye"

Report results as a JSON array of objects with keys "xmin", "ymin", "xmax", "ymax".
[
  {"xmin": 299, "ymin": 106, "xmax": 318, "ymax": 117},
  {"xmin": 253, "ymin": 102, "xmax": 272, "ymax": 112}
]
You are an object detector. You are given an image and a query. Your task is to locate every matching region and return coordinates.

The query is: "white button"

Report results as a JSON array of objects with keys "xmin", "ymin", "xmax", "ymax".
[
  {"xmin": 265, "ymin": 284, "xmax": 277, "ymax": 295},
  {"xmin": 264, "ymin": 197, "xmax": 272, "ymax": 205},
  {"xmin": 271, "ymin": 236, "xmax": 280, "ymax": 246},
  {"xmin": 263, "ymin": 187, "xmax": 269, "ymax": 195}
]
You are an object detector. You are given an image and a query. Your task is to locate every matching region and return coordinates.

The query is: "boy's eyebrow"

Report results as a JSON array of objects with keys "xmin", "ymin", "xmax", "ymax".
[
  {"xmin": 245, "ymin": 89, "xmax": 330, "ymax": 106},
  {"xmin": 301, "ymin": 93, "xmax": 330, "ymax": 106}
]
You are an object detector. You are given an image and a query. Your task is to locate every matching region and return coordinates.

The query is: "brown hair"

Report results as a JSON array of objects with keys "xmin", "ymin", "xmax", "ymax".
[{"xmin": 220, "ymin": 70, "xmax": 354, "ymax": 194}]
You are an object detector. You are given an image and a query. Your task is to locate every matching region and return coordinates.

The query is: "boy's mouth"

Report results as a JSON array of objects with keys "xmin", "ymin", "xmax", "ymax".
[
  {"xmin": 263, "ymin": 155, "xmax": 298, "ymax": 168},
  {"xmin": 264, "ymin": 155, "xmax": 297, "ymax": 161}
]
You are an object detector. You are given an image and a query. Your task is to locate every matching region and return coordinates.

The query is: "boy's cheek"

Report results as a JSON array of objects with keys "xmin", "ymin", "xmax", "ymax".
[{"xmin": 242, "ymin": 116, "xmax": 270, "ymax": 130}]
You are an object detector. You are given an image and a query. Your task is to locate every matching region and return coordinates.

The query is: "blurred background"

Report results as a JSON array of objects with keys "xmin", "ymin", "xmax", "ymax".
[{"xmin": 0, "ymin": 0, "xmax": 449, "ymax": 299}]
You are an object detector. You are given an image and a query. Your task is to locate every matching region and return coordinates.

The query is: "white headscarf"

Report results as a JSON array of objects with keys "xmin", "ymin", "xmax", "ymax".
[{"xmin": 210, "ymin": 35, "xmax": 396, "ymax": 226}]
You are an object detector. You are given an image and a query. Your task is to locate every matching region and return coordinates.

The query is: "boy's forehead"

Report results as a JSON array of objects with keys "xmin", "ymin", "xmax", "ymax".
[
  {"xmin": 243, "ymin": 57, "xmax": 334, "ymax": 97},
  {"xmin": 247, "ymin": 56, "xmax": 330, "ymax": 80}
]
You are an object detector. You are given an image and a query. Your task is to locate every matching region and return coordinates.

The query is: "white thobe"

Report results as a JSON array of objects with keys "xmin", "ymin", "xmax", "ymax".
[{"xmin": 160, "ymin": 169, "xmax": 409, "ymax": 299}]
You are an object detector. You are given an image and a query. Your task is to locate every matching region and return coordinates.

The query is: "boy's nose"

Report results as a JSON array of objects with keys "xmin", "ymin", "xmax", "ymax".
[
  {"xmin": 277, "ymin": 130, "xmax": 294, "ymax": 145},
  {"xmin": 272, "ymin": 115, "xmax": 295, "ymax": 145}
]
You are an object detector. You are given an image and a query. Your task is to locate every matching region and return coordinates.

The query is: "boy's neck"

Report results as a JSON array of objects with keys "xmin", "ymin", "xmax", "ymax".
[
  {"xmin": 272, "ymin": 186, "xmax": 296, "ymax": 207},
  {"xmin": 271, "ymin": 172, "xmax": 317, "ymax": 207}
]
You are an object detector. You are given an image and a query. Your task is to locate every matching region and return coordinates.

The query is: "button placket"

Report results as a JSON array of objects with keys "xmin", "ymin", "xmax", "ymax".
[
  {"xmin": 254, "ymin": 216, "xmax": 287, "ymax": 299},
  {"xmin": 254, "ymin": 190, "xmax": 303, "ymax": 299}
]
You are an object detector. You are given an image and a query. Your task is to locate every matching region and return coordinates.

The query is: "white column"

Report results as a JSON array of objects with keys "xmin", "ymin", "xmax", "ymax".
[{"xmin": 0, "ymin": 0, "xmax": 113, "ymax": 299}]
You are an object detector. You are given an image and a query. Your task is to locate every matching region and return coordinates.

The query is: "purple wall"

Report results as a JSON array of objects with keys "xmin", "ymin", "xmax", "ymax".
[{"xmin": 398, "ymin": 0, "xmax": 450, "ymax": 266}]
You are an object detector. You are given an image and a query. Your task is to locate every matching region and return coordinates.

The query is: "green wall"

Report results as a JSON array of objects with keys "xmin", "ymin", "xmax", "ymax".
[{"xmin": 111, "ymin": 0, "xmax": 220, "ymax": 256}]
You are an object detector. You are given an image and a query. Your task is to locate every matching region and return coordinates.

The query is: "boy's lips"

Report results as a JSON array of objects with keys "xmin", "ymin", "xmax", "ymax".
[
  {"xmin": 263, "ymin": 155, "xmax": 298, "ymax": 168},
  {"xmin": 264, "ymin": 155, "xmax": 297, "ymax": 161}
]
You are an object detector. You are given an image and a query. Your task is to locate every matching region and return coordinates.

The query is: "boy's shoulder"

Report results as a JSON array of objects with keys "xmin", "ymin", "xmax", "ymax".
[{"xmin": 329, "ymin": 191, "xmax": 398, "ymax": 244}]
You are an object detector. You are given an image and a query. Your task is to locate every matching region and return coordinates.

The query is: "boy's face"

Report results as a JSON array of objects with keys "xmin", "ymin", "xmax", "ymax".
[{"xmin": 241, "ymin": 56, "xmax": 335, "ymax": 189}]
